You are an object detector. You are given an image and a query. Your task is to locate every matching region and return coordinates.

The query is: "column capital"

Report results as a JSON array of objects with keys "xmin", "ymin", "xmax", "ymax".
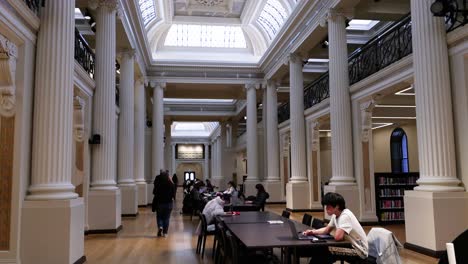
[
  {"xmin": 89, "ymin": 0, "xmax": 119, "ymax": 11},
  {"xmin": 285, "ymin": 52, "xmax": 305, "ymax": 65},
  {"xmin": 149, "ymin": 81, "xmax": 166, "ymax": 90},
  {"xmin": 117, "ymin": 49, "xmax": 135, "ymax": 61},
  {"xmin": 319, "ymin": 8, "xmax": 354, "ymax": 27},
  {"xmin": 361, "ymin": 100, "xmax": 375, "ymax": 143},
  {"xmin": 135, "ymin": 77, "xmax": 145, "ymax": 86},
  {"xmin": 245, "ymin": 82, "xmax": 260, "ymax": 91},
  {"xmin": 265, "ymin": 79, "xmax": 281, "ymax": 88}
]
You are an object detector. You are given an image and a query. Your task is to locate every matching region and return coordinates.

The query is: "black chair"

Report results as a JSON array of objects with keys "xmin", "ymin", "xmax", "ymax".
[
  {"xmin": 302, "ymin": 213, "xmax": 313, "ymax": 226},
  {"xmin": 196, "ymin": 213, "xmax": 215, "ymax": 258},
  {"xmin": 281, "ymin": 210, "xmax": 291, "ymax": 219},
  {"xmin": 214, "ymin": 222, "xmax": 228, "ymax": 264},
  {"xmin": 312, "ymin": 217, "xmax": 325, "ymax": 229}
]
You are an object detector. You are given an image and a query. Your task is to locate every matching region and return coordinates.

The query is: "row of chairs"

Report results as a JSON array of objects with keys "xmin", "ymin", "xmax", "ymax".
[{"xmin": 281, "ymin": 210, "xmax": 325, "ymax": 229}]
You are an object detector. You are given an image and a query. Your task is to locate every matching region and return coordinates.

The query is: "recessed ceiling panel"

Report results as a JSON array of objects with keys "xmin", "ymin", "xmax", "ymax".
[{"xmin": 173, "ymin": 0, "xmax": 247, "ymax": 18}]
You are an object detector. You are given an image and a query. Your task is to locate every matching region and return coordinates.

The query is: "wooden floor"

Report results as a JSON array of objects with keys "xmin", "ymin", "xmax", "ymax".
[{"xmin": 84, "ymin": 191, "xmax": 438, "ymax": 264}]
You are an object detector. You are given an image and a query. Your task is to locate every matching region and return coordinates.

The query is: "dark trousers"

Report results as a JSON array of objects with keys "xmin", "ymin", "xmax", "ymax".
[
  {"xmin": 156, "ymin": 202, "xmax": 173, "ymax": 233},
  {"xmin": 308, "ymin": 245, "xmax": 364, "ymax": 264}
]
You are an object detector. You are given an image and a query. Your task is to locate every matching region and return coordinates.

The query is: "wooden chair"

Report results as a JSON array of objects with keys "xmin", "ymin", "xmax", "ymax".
[
  {"xmin": 302, "ymin": 213, "xmax": 312, "ymax": 226},
  {"xmin": 281, "ymin": 210, "xmax": 290, "ymax": 219}
]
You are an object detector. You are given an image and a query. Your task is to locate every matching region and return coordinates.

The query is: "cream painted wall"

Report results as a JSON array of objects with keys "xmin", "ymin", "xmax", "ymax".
[
  {"xmin": 372, "ymin": 123, "xmax": 419, "ymax": 173},
  {"xmin": 320, "ymin": 136, "xmax": 332, "ymax": 184},
  {"xmin": 176, "ymin": 162, "xmax": 203, "ymax": 181}
]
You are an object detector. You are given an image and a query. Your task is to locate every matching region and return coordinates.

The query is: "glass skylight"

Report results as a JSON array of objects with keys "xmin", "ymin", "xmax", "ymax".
[
  {"xmin": 164, "ymin": 98, "xmax": 235, "ymax": 103},
  {"xmin": 139, "ymin": 0, "xmax": 157, "ymax": 26},
  {"xmin": 164, "ymin": 24, "xmax": 247, "ymax": 48},
  {"xmin": 257, "ymin": 0, "xmax": 288, "ymax": 40},
  {"xmin": 172, "ymin": 122, "xmax": 219, "ymax": 137},
  {"xmin": 347, "ymin": 20, "xmax": 379, "ymax": 31}
]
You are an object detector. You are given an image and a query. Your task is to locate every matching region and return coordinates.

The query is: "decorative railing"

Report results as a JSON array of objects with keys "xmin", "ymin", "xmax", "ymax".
[
  {"xmin": 277, "ymin": 101, "xmax": 290, "ymax": 124},
  {"xmin": 74, "ymin": 28, "xmax": 95, "ymax": 78},
  {"xmin": 444, "ymin": 0, "xmax": 468, "ymax": 32},
  {"xmin": 304, "ymin": 72, "xmax": 330, "ymax": 109},
  {"xmin": 348, "ymin": 15, "xmax": 412, "ymax": 85},
  {"xmin": 24, "ymin": 0, "xmax": 41, "ymax": 14}
]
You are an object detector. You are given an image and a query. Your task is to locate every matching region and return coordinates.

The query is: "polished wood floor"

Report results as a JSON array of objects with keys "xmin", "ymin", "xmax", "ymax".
[{"xmin": 84, "ymin": 191, "xmax": 438, "ymax": 263}]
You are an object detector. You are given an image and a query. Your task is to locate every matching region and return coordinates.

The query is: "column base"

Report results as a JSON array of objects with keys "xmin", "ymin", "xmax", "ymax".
[
  {"xmin": 136, "ymin": 182, "xmax": 148, "ymax": 206},
  {"xmin": 244, "ymin": 180, "xmax": 261, "ymax": 197},
  {"xmin": 88, "ymin": 189, "xmax": 121, "ymax": 232},
  {"xmin": 404, "ymin": 191, "xmax": 468, "ymax": 253},
  {"xmin": 262, "ymin": 181, "xmax": 283, "ymax": 202},
  {"xmin": 119, "ymin": 184, "xmax": 137, "ymax": 216},
  {"xmin": 146, "ymin": 183, "xmax": 153, "ymax": 205},
  {"xmin": 323, "ymin": 185, "xmax": 360, "ymax": 220},
  {"xmin": 21, "ymin": 198, "xmax": 84, "ymax": 264},
  {"xmin": 286, "ymin": 182, "xmax": 310, "ymax": 210}
]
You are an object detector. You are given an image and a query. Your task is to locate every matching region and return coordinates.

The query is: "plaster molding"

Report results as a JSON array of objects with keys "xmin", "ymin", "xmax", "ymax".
[
  {"xmin": 89, "ymin": 0, "xmax": 120, "ymax": 11},
  {"xmin": 310, "ymin": 120, "xmax": 320, "ymax": 151},
  {"xmin": 149, "ymin": 81, "xmax": 166, "ymax": 90},
  {"xmin": 117, "ymin": 49, "xmax": 136, "ymax": 61},
  {"xmin": 245, "ymin": 82, "xmax": 260, "ymax": 91},
  {"xmin": 320, "ymin": 8, "xmax": 354, "ymax": 27},
  {"xmin": 0, "ymin": 34, "xmax": 18, "ymax": 117},
  {"xmin": 73, "ymin": 96, "xmax": 86, "ymax": 142},
  {"xmin": 360, "ymin": 100, "xmax": 375, "ymax": 143}
]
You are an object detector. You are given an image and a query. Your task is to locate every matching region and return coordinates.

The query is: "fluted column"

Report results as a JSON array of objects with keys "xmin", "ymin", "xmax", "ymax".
[
  {"xmin": 411, "ymin": 0, "xmax": 462, "ymax": 191},
  {"xmin": 266, "ymin": 80, "xmax": 280, "ymax": 181},
  {"xmin": 90, "ymin": 0, "xmax": 118, "ymax": 190},
  {"xmin": 117, "ymin": 50, "xmax": 135, "ymax": 186},
  {"xmin": 134, "ymin": 78, "xmax": 146, "ymax": 183},
  {"xmin": 164, "ymin": 119, "xmax": 172, "ymax": 174},
  {"xmin": 151, "ymin": 82, "xmax": 165, "ymax": 175},
  {"xmin": 245, "ymin": 83, "xmax": 259, "ymax": 181},
  {"xmin": 327, "ymin": 10, "xmax": 355, "ymax": 185},
  {"xmin": 27, "ymin": 0, "xmax": 77, "ymax": 199},
  {"xmin": 204, "ymin": 143, "xmax": 209, "ymax": 180},
  {"xmin": 288, "ymin": 54, "xmax": 307, "ymax": 182}
]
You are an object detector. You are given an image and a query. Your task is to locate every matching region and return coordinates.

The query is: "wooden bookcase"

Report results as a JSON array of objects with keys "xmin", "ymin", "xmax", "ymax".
[{"xmin": 374, "ymin": 172, "xmax": 419, "ymax": 224}]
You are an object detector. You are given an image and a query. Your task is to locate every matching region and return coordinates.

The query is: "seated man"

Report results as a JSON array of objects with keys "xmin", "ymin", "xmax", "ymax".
[{"xmin": 303, "ymin": 192, "xmax": 368, "ymax": 264}]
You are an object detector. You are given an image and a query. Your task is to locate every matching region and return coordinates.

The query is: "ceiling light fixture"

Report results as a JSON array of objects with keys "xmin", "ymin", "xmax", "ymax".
[
  {"xmin": 375, "ymin": 104, "xmax": 416, "ymax": 108},
  {"xmin": 372, "ymin": 123, "xmax": 393, "ymax": 130},
  {"xmin": 372, "ymin": 116, "xmax": 416, "ymax": 119},
  {"xmin": 394, "ymin": 86, "xmax": 415, "ymax": 96},
  {"xmin": 195, "ymin": 0, "xmax": 224, "ymax": 6}
]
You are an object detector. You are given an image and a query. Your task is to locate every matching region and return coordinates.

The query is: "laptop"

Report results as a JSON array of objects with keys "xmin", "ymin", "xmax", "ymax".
[{"xmin": 287, "ymin": 220, "xmax": 318, "ymax": 240}]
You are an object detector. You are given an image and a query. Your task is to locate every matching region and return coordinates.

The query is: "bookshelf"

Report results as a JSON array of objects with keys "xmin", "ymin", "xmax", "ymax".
[{"xmin": 374, "ymin": 172, "xmax": 419, "ymax": 224}]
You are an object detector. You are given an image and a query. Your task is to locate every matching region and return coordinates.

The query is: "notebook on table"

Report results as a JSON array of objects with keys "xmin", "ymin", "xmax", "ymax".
[{"xmin": 287, "ymin": 220, "xmax": 318, "ymax": 240}]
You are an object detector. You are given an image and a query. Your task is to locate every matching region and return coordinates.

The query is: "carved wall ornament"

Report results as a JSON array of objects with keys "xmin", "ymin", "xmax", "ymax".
[
  {"xmin": 311, "ymin": 121, "xmax": 321, "ymax": 151},
  {"xmin": 361, "ymin": 100, "xmax": 375, "ymax": 142},
  {"xmin": 88, "ymin": 0, "xmax": 120, "ymax": 11},
  {"xmin": 73, "ymin": 97, "xmax": 86, "ymax": 142},
  {"xmin": 0, "ymin": 34, "xmax": 18, "ymax": 117},
  {"xmin": 194, "ymin": 0, "xmax": 225, "ymax": 7},
  {"xmin": 282, "ymin": 134, "xmax": 290, "ymax": 155}
]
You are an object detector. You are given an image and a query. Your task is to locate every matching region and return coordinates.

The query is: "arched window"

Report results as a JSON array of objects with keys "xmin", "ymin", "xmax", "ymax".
[{"xmin": 390, "ymin": 128, "xmax": 409, "ymax": 173}]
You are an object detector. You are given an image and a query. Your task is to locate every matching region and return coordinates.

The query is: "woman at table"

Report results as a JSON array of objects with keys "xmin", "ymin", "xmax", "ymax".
[
  {"xmin": 223, "ymin": 181, "xmax": 237, "ymax": 196},
  {"xmin": 245, "ymin": 184, "xmax": 270, "ymax": 211}
]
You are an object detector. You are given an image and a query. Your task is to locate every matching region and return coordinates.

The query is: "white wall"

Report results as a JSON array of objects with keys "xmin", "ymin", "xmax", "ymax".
[
  {"xmin": 320, "ymin": 135, "xmax": 332, "ymax": 184},
  {"xmin": 372, "ymin": 123, "xmax": 419, "ymax": 172}
]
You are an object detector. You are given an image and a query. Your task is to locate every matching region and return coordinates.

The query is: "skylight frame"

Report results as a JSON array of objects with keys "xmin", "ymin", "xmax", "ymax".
[
  {"xmin": 256, "ymin": 0, "xmax": 289, "ymax": 40},
  {"xmin": 346, "ymin": 19, "xmax": 380, "ymax": 31},
  {"xmin": 163, "ymin": 24, "xmax": 247, "ymax": 49},
  {"xmin": 139, "ymin": 0, "xmax": 157, "ymax": 27}
]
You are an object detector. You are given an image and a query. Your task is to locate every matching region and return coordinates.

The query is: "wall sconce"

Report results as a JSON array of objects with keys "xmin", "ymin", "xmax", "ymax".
[{"xmin": 89, "ymin": 134, "xmax": 101, "ymax": 145}]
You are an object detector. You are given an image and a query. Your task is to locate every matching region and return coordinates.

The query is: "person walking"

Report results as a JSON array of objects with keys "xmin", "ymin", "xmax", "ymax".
[
  {"xmin": 152, "ymin": 171, "xmax": 175, "ymax": 237},
  {"xmin": 172, "ymin": 173, "xmax": 179, "ymax": 200}
]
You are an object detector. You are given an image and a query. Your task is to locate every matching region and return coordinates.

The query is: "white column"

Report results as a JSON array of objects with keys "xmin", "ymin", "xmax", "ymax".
[
  {"xmin": 88, "ymin": 0, "xmax": 121, "ymax": 231},
  {"xmin": 288, "ymin": 54, "xmax": 307, "ymax": 182},
  {"xmin": 327, "ymin": 10, "xmax": 355, "ymax": 185},
  {"xmin": 151, "ymin": 82, "xmax": 165, "ymax": 176},
  {"xmin": 164, "ymin": 119, "xmax": 172, "ymax": 175},
  {"xmin": 285, "ymin": 53, "xmax": 310, "ymax": 209},
  {"xmin": 204, "ymin": 143, "xmax": 209, "ymax": 180},
  {"xmin": 244, "ymin": 83, "xmax": 260, "ymax": 195},
  {"xmin": 22, "ymin": 1, "xmax": 84, "ymax": 263},
  {"xmin": 405, "ymin": 0, "xmax": 467, "ymax": 253},
  {"xmin": 117, "ymin": 50, "xmax": 135, "ymax": 186},
  {"xmin": 116, "ymin": 50, "xmax": 137, "ymax": 216},
  {"xmin": 134, "ymin": 78, "xmax": 147, "ymax": 206},
  {"xmin": 265, "ymin": 80, "xmax": 280, "ymax": 181},
  {"xmin": 262, "ymin": 87, "xmax": 268, "ymax": 180},
  {"xmin": 264, "ymin": 80, "xmax": 282, "ymax": 202}
]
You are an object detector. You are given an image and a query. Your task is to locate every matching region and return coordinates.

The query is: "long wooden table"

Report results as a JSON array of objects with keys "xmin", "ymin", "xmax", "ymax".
[{"xmin": 218, "ymin": 211, "xmax": 350, "ymax": 264}]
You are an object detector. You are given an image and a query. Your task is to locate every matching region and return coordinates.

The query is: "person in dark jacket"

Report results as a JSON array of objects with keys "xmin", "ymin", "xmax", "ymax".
[
  {"xmin": 172, "ymin": 173, "xmax": 179, "ymax": 199},
  {"xmin": 152, "ymin": 171, "xmax": 175, "ymax": 237},
  {"xmin": 246, "ymin": 183, "xmax": 270, "ymax": 211}
]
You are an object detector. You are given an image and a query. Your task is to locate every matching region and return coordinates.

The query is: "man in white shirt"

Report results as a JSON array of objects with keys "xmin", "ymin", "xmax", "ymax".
[{"xmin": 303, "ymin": 192, "xmax": 368, "ymax": 263}]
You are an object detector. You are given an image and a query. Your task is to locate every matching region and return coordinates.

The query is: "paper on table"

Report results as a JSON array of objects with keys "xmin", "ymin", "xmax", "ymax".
[{"xmin": 267, "ymin": 220, "xmax": 284, "ymax": 224}]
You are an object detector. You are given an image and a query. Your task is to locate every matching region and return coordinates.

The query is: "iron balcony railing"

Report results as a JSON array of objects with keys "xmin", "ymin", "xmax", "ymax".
[
  {"xmin": 74, "ymin": 28, "xmax": 95, "ymax": 78},
  {"xmin": 24, "ymin": 0, "xmax": 41, "ymax": 14},
  {"xmin": 445, "ymin": 0, "xmax": 468, "ymax": 32}
]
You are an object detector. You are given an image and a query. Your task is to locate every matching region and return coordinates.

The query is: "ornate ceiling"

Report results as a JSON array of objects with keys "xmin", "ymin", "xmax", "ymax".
[{"xmin": 173, "ymin": 0, "xmax": 247, "ymax": 18}]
